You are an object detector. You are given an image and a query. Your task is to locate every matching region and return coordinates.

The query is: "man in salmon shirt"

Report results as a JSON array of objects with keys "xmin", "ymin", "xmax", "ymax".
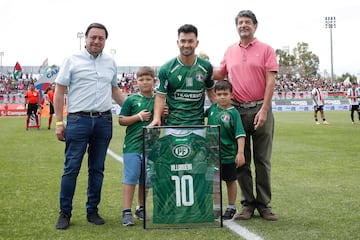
[{"xmin": 213, "ymin": 10, "xmax": 278, "ymax": 221}]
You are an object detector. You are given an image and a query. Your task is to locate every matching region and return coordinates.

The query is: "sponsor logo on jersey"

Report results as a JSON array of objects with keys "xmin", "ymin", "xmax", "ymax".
[{"xmin": 174, "ymin": 91, "xmax": 202, "ymax": 101}]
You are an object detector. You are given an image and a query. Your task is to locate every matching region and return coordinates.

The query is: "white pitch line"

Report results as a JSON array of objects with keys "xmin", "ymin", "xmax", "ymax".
[
  {"xmin": 107, "ymin": 148, "xmax": 264, "ymax": 240},
  {"xmin": 107, "ymin": 149, "xmax": 123, "ymax": 163},
  {"xmin": 223, "ymin": 220, "xmax": 264, "ymax": 240}
]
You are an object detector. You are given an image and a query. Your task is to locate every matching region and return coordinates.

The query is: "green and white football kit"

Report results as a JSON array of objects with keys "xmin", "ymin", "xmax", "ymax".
[
  {"xmin": 157, "ymin": 56, "xmax": 214, "ymax": 126},
  {"xmin": 120, "ymin": 92, "xmax": 155, "ymax": 154},
  {"xmin": 206, "ymin": 104, "xmax": 245, "ymax": 164},
  {"xmin": 148, "ymin": 132, "xmax": 215, "ymax": 224}
]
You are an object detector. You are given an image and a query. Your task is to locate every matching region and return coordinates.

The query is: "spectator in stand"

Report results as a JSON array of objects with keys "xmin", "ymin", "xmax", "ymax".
[
  {"xmin": 24, "ymin": 82, "xmax": 41, "ymax": 130},
  {"xmin": 346, "ymin": 82, "xmax": 360, "ymax": 125},
  {"xmin": 311, "ymin": 82, "xmax": 329, "ymax": 125}
]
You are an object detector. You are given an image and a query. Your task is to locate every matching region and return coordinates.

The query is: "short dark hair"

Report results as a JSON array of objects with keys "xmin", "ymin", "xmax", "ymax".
[
  {"xmin": 235, "ymin": 10, "xmax": 258, "ymax": 25},
  {"xmin": 215, "ymin": 80, "xmax": 233, "ymax": 92},
  {"xmin": 85, "ymin": 23, "xmax": 108, "ymax": 39},
  {"xmin": 136, "ymin": 66, "xmax": 155, "ymax": 78},
  {"xmin": 178, "ymin": 24, "xmax": 198, "ymax": 37}
]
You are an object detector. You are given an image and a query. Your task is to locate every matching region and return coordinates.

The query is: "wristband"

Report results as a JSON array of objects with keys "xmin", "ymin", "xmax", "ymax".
[
  {"xmin": 137, "ymin": 113, "xmax": 144, "ymax": 122},
  {"xmin": 56, "ymin": 121, "xmax": 64, "ymax": 126}
]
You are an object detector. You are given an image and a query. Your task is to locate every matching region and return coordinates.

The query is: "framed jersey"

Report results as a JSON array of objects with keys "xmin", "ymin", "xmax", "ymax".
[{"xmin": 142, "ymin": 125, "xmax": 222, "ymax": 229}]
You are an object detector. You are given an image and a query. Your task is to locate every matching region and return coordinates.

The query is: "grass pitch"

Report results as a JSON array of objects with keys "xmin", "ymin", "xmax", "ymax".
[{"xmin": 0, "ymin": 111, "xmax": 359, "ymax": 240}]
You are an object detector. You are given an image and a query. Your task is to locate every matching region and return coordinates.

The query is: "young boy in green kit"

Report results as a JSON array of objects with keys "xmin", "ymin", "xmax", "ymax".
[
  {"xmin": 205, "ymin": 80, "xmax": 246, "ymax": 220},
  {"xmin": 118, "ymin": 66, "xmax": 156, "ymax": 226}
]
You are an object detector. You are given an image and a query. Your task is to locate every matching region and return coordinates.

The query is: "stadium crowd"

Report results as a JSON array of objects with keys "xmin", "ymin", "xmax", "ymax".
[
  {"xmin": 0, "ymin": 72, "xmax": 139, "ymax": 103},
  {"xmin": 275, "ymin": 77, "xmax": 347, "ymax": 93},
  {"xmin": 0, "ymin": 72, "xmax": 353, "ymax": 103}
]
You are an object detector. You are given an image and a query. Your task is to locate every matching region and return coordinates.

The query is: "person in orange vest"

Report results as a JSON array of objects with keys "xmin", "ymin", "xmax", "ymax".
[
  {"xmin": 25, "ymin": 82, "xmax": 41, "ymax": 130},
  {"xmin": 46, "ymin": 83, "xmax": 56, "ymax": 129}
]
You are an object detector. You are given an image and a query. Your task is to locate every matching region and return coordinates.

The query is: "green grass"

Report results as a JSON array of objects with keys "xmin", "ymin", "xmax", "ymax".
[{"xmin": 0, "ymin": 111, "xmax": 359, "ymax": 239}]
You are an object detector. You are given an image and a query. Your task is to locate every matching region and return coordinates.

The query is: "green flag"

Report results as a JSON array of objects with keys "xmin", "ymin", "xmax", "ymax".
[{"xmin": 13, "ymin": 62, "xmax": 22, "ymax": 79}]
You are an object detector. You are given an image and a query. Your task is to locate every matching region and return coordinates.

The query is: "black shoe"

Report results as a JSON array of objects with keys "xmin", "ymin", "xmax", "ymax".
[
  {"xmin": 223, "ymin": 208, "xmax": 237, "ymax": 220},
  {"xmin": 87, "ymin": 212, "xmax": 105, "ymax": 225},
  {"xmin": 56, "ymin": 212, "xmax": 70, "ymax": 230}
]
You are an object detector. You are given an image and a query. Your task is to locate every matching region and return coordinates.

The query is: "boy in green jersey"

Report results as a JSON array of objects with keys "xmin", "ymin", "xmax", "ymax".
[
  {"xmin": 118, "ymin": 66, "xmax": 156, "ymax": 226},
  {"xmin": 205, "ymin": 80, "xmax": 246, "ymax": 220}
]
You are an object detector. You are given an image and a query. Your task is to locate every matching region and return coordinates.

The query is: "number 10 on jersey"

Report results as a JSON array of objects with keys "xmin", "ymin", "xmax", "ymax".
[{"xmin": 171, "ymin": 175, "xmax": 194, "ymax": 207}]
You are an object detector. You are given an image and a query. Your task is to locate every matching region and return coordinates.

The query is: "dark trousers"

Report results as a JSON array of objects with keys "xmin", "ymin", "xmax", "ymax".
[{"xmin": 235, "ymin": 104, "xmax": 274, "ymax": 211}]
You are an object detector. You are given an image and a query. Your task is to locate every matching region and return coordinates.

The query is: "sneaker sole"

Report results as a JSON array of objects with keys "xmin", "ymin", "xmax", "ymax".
[
  {"xmin": 222, "ymin": 214, "xmax": 236, "ymax": 220},
  {"xmin": 134, "ymin": 215, "xmax": 144, "ymax": 220},
  {"xmin": 135, "ymin": 215, "xmax": 151, "ymax": 220},
  {"xmin": 123, "ymin": 222, "xmax": 135, "ymax": 226},
  {"xmin": 134, "ymin": 212, "xmax": 150, "ymax": 220}
]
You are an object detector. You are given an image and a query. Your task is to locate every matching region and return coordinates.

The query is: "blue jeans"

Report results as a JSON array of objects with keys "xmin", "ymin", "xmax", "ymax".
[{"xmin": 59, "ymin": 113, "xmax": 112, "ymax": 215}]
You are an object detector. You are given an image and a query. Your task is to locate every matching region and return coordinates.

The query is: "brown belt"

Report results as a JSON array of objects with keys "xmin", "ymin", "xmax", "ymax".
[{"xmin": 232, "ymin": 99, "xmax": 264, "ymax": 108}]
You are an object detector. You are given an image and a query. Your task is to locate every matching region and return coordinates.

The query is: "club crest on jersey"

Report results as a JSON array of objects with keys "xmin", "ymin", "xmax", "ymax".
[
  {"xmin": 195, "ymin": 73, "xmax": 204, "ymax": 82},
  {"xmin": 172, "ymin": 144, "xmax": 191, "ymax": 158},
  {"xmin": 221, "ymin": 113, "xmax": 231, "ymax": 123}
]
